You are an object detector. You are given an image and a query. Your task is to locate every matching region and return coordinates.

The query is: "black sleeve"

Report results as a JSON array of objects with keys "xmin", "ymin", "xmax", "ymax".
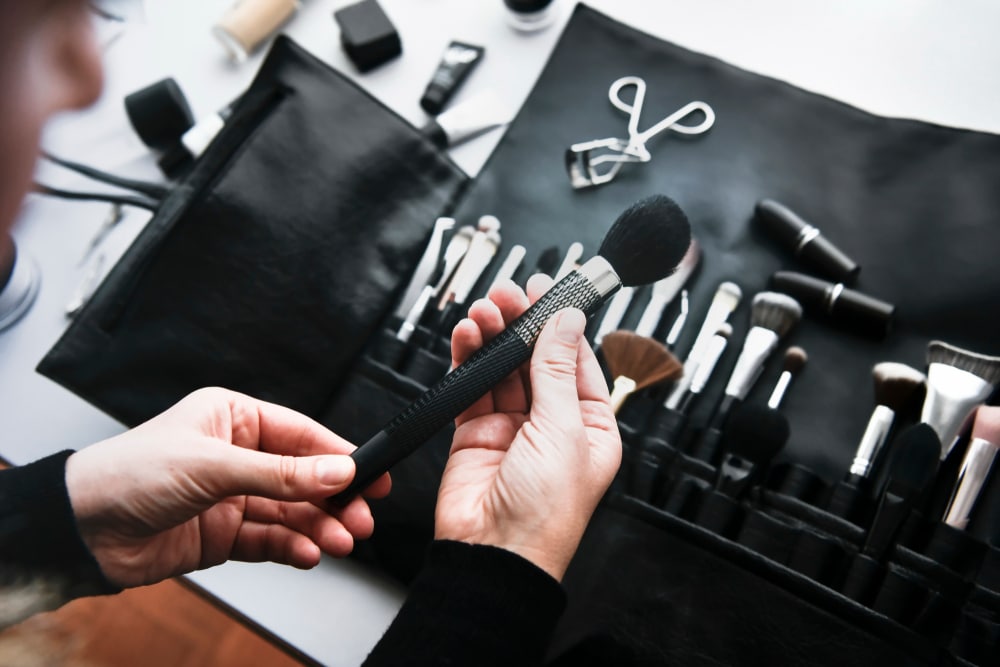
[
  {"xmin": 364, "ymin": 540, "xmax": 567, "ymax": 667},
  {"xmin": 0, "ymin": 450, "xmax": 119, "ymax": 599}
]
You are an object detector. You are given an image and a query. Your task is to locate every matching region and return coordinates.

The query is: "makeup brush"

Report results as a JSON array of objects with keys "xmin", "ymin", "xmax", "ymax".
[
  {"xmin": 767, "ymin": 346, "xmax": 808, "ymax": 409},
  {"xmin": 396, "ymin": 225, "xmax": 473, "ymax": 343},
  {"xmin": 394, "ymin": 216, "xmax": 455, "ymax": 319},
  {"xmin": 486, "ymin": 244, "xmax": 526, "ymax": 292},
  {"xmin": 715, "ymin": 402, "xmax": 790, "ymax": 499},
  {"xmin": 437, "ymin": 215, "xmax": 502, "ymax": 311},
  {"xmin": 593, "ymin": 286, "xmax": 635, "ymax": 347},
  {"xmin": 601, "ymin": 331, "xmax": 683, "ymax": 414},
  {"xmin": 689, "ymin": 292, "xmax": 802, "ymax": 463},
  {"xmin": 849, "ymin": 362, "xmax": 927, "ymax": 479},
  {"xmin": 333, "ymin": 195, "xmax": 693, "ymax": 502},
  {"xmin": 921, "ymin": 341, "xmax": 1000, "ymax": 459},
  {"xmin": 863, "ymin": 423, "xmax": 941, "ymax": 562},
  {"xmin": 663, "ymin": 281, "xmax": 743, "ymax": 409},
  {"xmin": 532, "ymin": 246, "xmax": 562, "ymax": 279},
  {"xmin": 634, "ymin": 240, "xmax": 700, "ymax": 338},
  {"xmin": 554, "ymin": 242, "xmax": 585, "ymax": 281},
  {"xmin": 664, "ymin": 289, "xmax": 689, "ymax": 348},
  {"xmin": 943, "ymin": 406, "xmax": 1000, "ymax": 530}
]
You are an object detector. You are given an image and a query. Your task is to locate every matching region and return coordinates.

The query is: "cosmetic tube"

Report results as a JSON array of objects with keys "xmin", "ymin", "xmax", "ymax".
[
  {"xmin": 214, "ymin": 0, "xmax": 300, "ymax": 63},
  {"xmin": 420, "ymin": 42, "xmax": 485, "ymax": 115}
]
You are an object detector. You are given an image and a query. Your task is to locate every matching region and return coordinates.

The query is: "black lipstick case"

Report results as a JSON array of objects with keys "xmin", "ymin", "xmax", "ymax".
[
  {"xmin": 771, "ymin": 270, "xmax": 895, "ymax": 339},
  {"xmin": 756, "ymin": 199, "xmax": 861, "ymax": 284}
]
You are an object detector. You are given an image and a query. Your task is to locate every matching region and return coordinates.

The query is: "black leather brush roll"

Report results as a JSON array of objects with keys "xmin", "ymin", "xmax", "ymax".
[
  {"xmin": 326, "ymin": 5, "xmax": 1000, "ymax": 665},
  {"xmin": 36, "ymin": 36, "xmax": 469, "ymax": 424}
]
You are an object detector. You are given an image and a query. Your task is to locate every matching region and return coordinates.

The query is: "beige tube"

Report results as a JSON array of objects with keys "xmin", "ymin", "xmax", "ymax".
[{"xmin": 213, "ymin": 0, "xmax": 300, "ymax": 62}]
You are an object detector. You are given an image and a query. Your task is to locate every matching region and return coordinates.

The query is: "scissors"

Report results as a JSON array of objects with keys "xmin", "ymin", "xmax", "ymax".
[{"xmin": 566, "ymin": 76, "xmax": 715, "ymax": 189}]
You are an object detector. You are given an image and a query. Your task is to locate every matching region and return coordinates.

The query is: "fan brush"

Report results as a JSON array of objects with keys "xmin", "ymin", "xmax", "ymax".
[
  {"xmin": 332, "ymin": 195, "xmax": 692, "ymax": 502},
  {"xmin": 601, "ymin": 331, "xmax": 683, "ymax": 414}
]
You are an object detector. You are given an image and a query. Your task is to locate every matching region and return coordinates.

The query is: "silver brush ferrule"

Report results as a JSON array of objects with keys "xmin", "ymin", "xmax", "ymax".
[
  {"xmin": 850, "ymin": 405, "xmax": 895, "ymax": 477},
  {"xmin": 577, "ymin": 256, "xmax": 621, "ymax": 297},
  {"xmin": 943, "ymin": 438, "xmax": 999, "ymax": 530},
  {"xmin": 921, "ymin": 363, "xmax": 994, "ymax": 459}
]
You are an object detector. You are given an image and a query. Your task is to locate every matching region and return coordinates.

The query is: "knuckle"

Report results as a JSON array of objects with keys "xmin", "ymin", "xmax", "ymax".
[{"xmin": 277, "ymin": 455, "xmax": 299, "ymax": 491}]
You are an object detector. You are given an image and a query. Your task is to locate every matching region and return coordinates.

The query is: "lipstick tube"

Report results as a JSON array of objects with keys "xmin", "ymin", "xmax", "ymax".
[
  {"xmin": 771, "ymin": 271, "xmax": 894, "ymax": 339},
  {"xmin": 756, "ymin": 199, "xmax": 860, "ymax": 284}
]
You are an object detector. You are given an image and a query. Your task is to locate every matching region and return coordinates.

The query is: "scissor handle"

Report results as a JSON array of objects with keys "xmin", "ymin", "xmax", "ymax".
[
  {"xmin": 608, "ymin": 76, "xmax": 648, "ymax": 138},
  {"xmin": 608, "ymin": 76, "xmax": 716, "ymax": 150}
]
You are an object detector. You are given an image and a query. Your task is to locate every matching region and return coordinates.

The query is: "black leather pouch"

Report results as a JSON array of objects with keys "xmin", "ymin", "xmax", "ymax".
[
  {"xmin": 37, "ymin": 36, "xmax": 469, "ymax": 424},
  {"xmin": 330, "ymin": 5, "xmax": 1000, "ymax": 665}
]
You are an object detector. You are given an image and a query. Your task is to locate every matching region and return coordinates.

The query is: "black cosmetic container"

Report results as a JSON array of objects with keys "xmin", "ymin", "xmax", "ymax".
[
  {"xmin": 419, "ymin": 41, "xmax": 484, "ymax": 115},
  {"xmin": 771, "ymin": 271, "xmax": 895, "ymax": 339},
  {"xmin": 755, "ymin": 199, "xmax": 860, "ymax": 284}
]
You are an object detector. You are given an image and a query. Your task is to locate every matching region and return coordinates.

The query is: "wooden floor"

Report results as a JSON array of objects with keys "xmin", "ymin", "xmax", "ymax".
[{"xmin": 0, "ymin": 578, "xmax": 309, "ymax": 667}]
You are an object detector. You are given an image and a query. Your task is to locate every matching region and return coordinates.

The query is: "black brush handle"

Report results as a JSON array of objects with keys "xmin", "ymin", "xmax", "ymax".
[{"xmin": 332, "ymin": 271, "xmax": 608, "ymax": 503}]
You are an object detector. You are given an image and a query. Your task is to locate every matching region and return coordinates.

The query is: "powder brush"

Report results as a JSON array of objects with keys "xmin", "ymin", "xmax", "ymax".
[
  {"xmin": 633, "ymin": 239, "xmax": 700, "ymax": 338},
  {"xmin": 715, "ymin": 402, "xmax": 790, "ymax": 499},
  {"xmin": 921, "ymin": 341, "xmax": 1000, "ymax": 459},
  {"xmin": 333, "ymin": 195, "xmax": 692, "ymax": 502},
  {"xmin": 601, "ymin": 331, "xmax": 683, "ymax": 414}
]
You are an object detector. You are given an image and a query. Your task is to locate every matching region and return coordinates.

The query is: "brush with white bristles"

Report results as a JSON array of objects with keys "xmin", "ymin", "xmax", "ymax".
[
  {"xmin": 689, "ymin": 292, "xmax": 802, "ymax": 463},
  {"xmin": 921, "ymin": 340, "xmax": 1000, "ymax": 460},
  {"xmin": 334, "ymin": 195, "xmax": 693, "ymax": 502}
]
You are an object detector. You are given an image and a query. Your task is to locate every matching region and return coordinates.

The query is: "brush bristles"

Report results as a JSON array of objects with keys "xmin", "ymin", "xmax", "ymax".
[
  {"xmin": 724, "ymin": 403, "xmax": 789, "ymax": 463},
  {"xmin": 872, "ymin": 362, "xmax": 927, "ymax": 412},
  {"xmin": 750, "ymin": 291, "xmax": 802, "ymax": 337},
  {"xmin": 927, "ymin": 340, "xmax": 1000, "ymax": 386},
  {"xmin": 598, "ymin": 195, "xmax": 692, "ymax": 287},
  {"xmin": 714, "ymin": 282, "xmax": 742, "ymax": 314},
  {"xmin": 534, "ymin": 247, "xmax": 562, "ymax": 276},
  {"xmin": 972, "ymin": 406, "xmax": 1000, "ymax": 445},
  {"xmin": 783, "ymin": 346, "xmax": 808, "ymax": 375},
  {"xmin": 601, "ymin": 331, "xmax": 683, "ymax": 391},
  {"xmin": 887, "ymin": 423, "xmax": 941, "ymax": 491}
]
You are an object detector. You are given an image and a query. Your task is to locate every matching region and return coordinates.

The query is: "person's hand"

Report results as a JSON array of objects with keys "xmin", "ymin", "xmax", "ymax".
[
  {"xmin": 435, "ymin": 277, "xmax": 622, "ymax": 581},
  {"xmin": 65, "ymin": 388, "xmax": 390, "ymax": 589}
]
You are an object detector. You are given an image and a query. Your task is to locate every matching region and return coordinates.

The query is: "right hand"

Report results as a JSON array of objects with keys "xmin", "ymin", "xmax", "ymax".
[{"xmin": 434, "ymin": 276, "xmax": 622, "ymax": 581}]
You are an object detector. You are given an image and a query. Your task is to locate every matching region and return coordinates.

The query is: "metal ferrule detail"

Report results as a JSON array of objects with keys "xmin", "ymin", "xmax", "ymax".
[
  {"xmin": 511, "ymin": 257, "xmax": 618, "ymax": 345},
  {"xmin": 795, "ymin": 225, "xmax": 820, "ymax": 254},
  {"xmin": 725, "ymin": 326, "xmax": 779, "ymax": 400},
  {"xmin": 921, "ymin": 363, "xmax": 994, "ymax": 458}
]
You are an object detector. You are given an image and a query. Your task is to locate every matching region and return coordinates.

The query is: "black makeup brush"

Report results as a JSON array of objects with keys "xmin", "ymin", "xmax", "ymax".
[
  {"xmin": 862, "ymin": 423, "xmax": 941, "ymax": 562},
  {"xmin": 532, "ymin": 246, "xmax": 562, "ymax": 278},
  {"xmin": 767, "ymin": 346, "xmax": 807, "ymax": 410},
  {"xmin": 332, "ymin": 195, "xmax": 692, "ymax": 502},
  {"xmin": 921, "ymin": 341, "xmax": 1000, "ymax": 460},
  {"xmin": 689, "ymin": 292, "xmax": 802, "ymax": 463},
  {"xmin": 715, "ymin": 402, "xmax": 790, "ymax": 499},
  {"xmin": 601, "ymin": 331, "xmax": 683, "ymax": 414}
]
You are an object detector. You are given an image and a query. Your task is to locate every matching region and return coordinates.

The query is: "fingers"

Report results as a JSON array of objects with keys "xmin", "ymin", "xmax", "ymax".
[
  {"xmin": 243, "ymin": 497, "xmax": 372, "ymax": 558},
  {"xmin": 206, "ymin": 449, "xmax": 372, "ymax": 503},
  {"xmin": 231, "ymin": 522, "xmax": 325, "ymax": 569},
  {"xmin": 528, "ymin": 308, "xmax": 588, "ymax": 436}
]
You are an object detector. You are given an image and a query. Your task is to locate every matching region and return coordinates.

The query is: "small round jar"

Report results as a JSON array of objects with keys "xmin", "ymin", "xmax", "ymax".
[{"xmin": 503, "ymin": 0, "xmax": 558, "ymax": 32}]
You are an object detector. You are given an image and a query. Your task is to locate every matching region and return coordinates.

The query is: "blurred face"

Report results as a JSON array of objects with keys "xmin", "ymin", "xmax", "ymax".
[{"xmin": 0, "ymin": 1, "xmax": 103, "ymax": 237}]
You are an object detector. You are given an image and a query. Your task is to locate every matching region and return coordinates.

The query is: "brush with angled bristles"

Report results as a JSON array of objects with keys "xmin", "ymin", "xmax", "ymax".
[
  {"xmin": 943, "ymin": 406, "xmax": 1000, "ymax": 530},
  {"xmin": 333, "ymin": 195, "xmax": 693, "ymax": 502},
  {"xmin": 921, "ymin": 340, "xmax": 1000, "ymax": 460},
  {"xmin": 689, "ymin": 292, "xmax": 802, "ymax": 463},
  {"xmin": 767, "ymin": 346, "xmax": 808, "ymax": 410},
  {"xmin": 601, "ymin": 331, "xmax": 683, "ymax": 414}
]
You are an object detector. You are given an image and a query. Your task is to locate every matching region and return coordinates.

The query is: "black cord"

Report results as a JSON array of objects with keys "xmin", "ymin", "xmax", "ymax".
[
  {"xmin": 32, "ymin": 183, "xmax": 159, "ymax": 212},
  {"xmin": 41, "ymin": 152, "xmax": 169, "ymax": 200}
]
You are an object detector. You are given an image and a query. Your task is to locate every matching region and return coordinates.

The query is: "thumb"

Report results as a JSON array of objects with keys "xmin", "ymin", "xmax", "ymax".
[
  {"xmin": 210, "ymin": 449, "xmax": 356, "ymax": 500},
  {"xmin": 529, "ymin": 308, "xmax": 586, "ymax": 429}
]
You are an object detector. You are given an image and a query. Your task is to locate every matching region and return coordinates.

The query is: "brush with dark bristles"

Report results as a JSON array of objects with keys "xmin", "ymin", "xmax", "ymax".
[
  {"xmin": 601, "ymin": 331, "xmax": 683, "ymax": 414},
  {"xmin": 532, "ymin": 246, "xmax": 562, "ymax": 279},
  {"xmin": 921, "ymin": 340, "xmax": 1000, "ymax": 460},
  {"xmin": 688, "ymin": 292, "xmax": 802, "ymax": 463},
  {"xmin": 862, "ymin": 423, "xmax": 941, "ymax": 562},
  {"xmin": 849, "ymin": 362, "xmax": 927, "ymax": 480},
  {"xmin": 714, "ymin": 402, "xmax": 790, "ymax": 499},
  {"xmin": 767, "ymin": 346, "xmax": 808, "ymax": 410},
  {"xmin": 332, "ymin": 195, "xmax": 692, "ymax": 503},
  {"xmin": 827, "ymin": 362, "xmax": 927, "ymax": 523}
]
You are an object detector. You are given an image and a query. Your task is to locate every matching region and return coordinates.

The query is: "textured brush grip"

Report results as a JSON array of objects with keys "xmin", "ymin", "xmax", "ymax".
[{"xmin": 332, "ymin": 271, "xmax": 606, "ymax": 503}]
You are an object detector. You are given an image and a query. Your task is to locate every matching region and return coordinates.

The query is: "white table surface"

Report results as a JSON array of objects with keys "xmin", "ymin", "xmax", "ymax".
[{"xmin": 3, "ymin": 0, "xmax": 1000, "ymax": 664}]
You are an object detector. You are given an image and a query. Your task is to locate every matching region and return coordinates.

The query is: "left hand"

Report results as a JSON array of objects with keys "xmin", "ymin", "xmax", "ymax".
[{"xmin": 65, "ymin": 387, "xmax": 390, "ymax": 588}]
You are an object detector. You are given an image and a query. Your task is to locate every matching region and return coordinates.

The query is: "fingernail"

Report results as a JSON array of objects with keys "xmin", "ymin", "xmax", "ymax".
[
  {"xmin": 316, "ymin": 457, "xmax": 353, "ymax": 486},
  {"xmin": 555, "ymin": 309, "xmax": 585, "ymax": 342}
]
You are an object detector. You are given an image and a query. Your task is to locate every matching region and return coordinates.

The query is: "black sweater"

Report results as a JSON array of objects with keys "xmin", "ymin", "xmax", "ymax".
[{"xmin": 0, "ymin": 451, "xmax": 568, "ymax": 665}]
